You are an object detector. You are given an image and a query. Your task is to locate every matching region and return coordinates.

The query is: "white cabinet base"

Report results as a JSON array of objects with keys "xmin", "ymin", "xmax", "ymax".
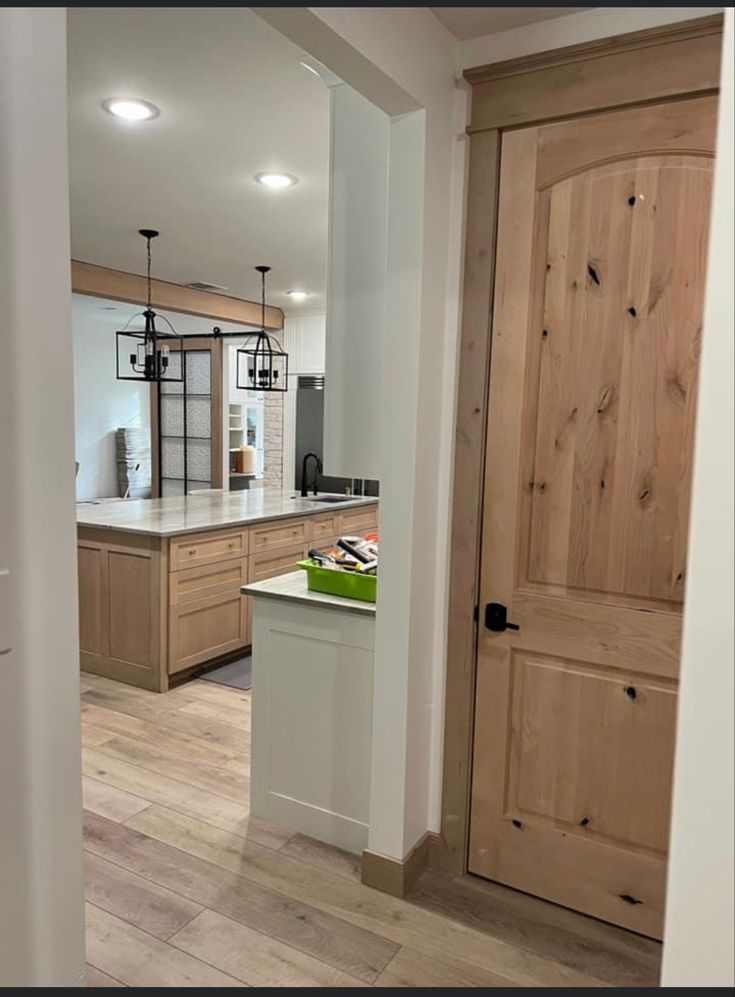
[{"xmin": 250, "ymin": 597, "xmax": 374, "ymax": 854}]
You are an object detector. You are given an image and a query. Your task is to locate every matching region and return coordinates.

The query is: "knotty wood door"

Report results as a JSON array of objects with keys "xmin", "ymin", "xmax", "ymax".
[{"xmin": 468, "ymin": 96, "xmax": 717, "ymax": 938}]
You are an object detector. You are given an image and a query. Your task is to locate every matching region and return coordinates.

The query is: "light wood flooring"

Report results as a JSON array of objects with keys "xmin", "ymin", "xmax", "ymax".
[{"xmin": 80, "ymin": 673, "xmax": 662, "ymax": 987}]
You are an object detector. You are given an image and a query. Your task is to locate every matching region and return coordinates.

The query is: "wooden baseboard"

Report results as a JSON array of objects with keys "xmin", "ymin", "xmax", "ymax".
[{"xmin": 361, "ymin": 831, "xmax": 442, "ymax": 898}]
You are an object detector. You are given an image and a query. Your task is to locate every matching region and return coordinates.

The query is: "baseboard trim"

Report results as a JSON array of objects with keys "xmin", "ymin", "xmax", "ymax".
[{"xmin": 361, "ymin": 831, "xmax": 442, "ymax": 898}]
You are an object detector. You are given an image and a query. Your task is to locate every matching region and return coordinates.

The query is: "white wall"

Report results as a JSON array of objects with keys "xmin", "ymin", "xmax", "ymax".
[
  {"xmin": 73, "ymin": 294, "xmax": 151, "ymax": 499},
  {"xmin": 460, "ymin": 7, "xmax": 723, "ymax": 68},
  {"xmin": 72, "ymin": 293, "xmax": 247, "ymax": 499},
  {"xmin": 661, "ymin": 10, "xmax": 734, "ymax": 988},
  {"xmin": 0, "ymin": 8, "xmax": 85, "ymax": 986},
  {"xmin": 323, "ymin": 83, "xmax": 389, "ymax": 481}
]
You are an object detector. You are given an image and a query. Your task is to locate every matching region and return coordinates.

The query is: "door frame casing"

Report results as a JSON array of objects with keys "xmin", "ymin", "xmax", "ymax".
[{"xmin": 440, "ymin": 13, "xmax": 724, "ymax": 876}]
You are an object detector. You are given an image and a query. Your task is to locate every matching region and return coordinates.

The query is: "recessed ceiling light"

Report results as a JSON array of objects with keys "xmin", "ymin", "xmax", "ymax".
[
  {"xmin": 102, "ymin": 97, "xmax": 160, "ymax": 121},
  {"xmin": 254, "ymin": 172, "xmax": 298, "ymax": 189},
  {"xmin": 286, "ymin": 290, "xmax": 309, "ymax": 302}
]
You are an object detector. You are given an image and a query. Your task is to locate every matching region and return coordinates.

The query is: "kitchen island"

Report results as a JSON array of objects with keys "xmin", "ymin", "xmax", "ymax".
[
  {"xmin": 77, "ymin": 490, "xmax": 378, "ymax": 691},
  {"xmin": 242, "ymin": 570, "xmax": 375, "ymax": 854}
]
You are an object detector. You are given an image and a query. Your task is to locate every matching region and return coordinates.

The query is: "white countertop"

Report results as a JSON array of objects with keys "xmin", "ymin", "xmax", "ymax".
[
  {"xmin": 76, "ymin": 490, "xmax": 378, "ymax": 538},
  {"xmin": 242, "ymin": 570, "xmax": 376, "ymax": 617}
]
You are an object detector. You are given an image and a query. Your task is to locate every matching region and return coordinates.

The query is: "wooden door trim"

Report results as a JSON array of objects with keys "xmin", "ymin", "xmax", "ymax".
[
  {"xmin": 441, "ymin": 16, "xmax": 723, "ymax": 876},
  {"xmin": 71, "ymin": 260, "xmax": 284, "ymax": 330},
  {"xmin": 466, "ymin": 14, "xmax": 723, "ymax": 133},
  {"xmin": 441, "ymin": 128, "xmax": 501, "ymax": 873}
]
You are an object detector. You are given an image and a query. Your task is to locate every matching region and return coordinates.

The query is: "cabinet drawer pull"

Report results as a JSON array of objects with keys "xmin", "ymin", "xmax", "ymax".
[{"xmin": 188, "ymin": 548, "xmax": 197, "ymax": 555}]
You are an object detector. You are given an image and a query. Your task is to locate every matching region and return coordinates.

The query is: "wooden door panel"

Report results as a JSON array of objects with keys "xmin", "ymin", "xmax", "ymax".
[
  {"xmin": 509, "ymin": 654, "xmax": 677, "ymax": 853},
  {"xmin": 469, "ymin": 95, "xmax": 715, "ymax": 937},
  {"xmin": 525, "ymin": 158, "xmax": 710, "ymax": 602},
  {"xmin": 512, "ymin": 592, "xmax": 681, "ymax": 680}
]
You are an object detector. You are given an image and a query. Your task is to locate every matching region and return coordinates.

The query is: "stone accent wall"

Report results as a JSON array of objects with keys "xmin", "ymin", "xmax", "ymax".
[{"xmin": 263, "ymin": 392, "xmax": 284, "ymax": 490}]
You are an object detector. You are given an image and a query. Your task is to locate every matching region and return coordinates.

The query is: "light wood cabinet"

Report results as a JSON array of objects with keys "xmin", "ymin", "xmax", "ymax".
[
  {"xmin": 250, "ymin": 518, "xmax": 307, "ymax": 554},
  {"xmin": 337, "ymin": 505, "xmax": 378, "ymax": 536},
  {"xmin": 168, "ymin": 588, "xmax": 249, "ymax": 675},
  {"xmin": 78, "ymin": 501, "xmax": 377, "ymax": 691},
  {"xmin": 169, "ymin": 527, "xmax": 247, "ymax": 571},
  {"xmin": 249, "ymin": 543, "xmax": 308, "ymax": 582},
  {"xmin": 169, "ymin": 558, "xmax": 248, "ymax": 606},
  {"xmin": 309, "ymin": 513, "xmax": 339, "ymax": 543},
  {"xmin": 168, "ymin": 557, "xmax": 250, "ymax": 675},
  {"xmin": 77, "ymin": 530, "xmax": 165, "ymax": 691}
]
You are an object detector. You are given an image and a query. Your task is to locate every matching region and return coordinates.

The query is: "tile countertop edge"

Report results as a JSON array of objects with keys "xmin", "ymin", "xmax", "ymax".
[
  {"xmin": 75, "ymin": 492, "xmax": 378, "ymax": 538},
  {"xmin": 242, "ymin": 570, "xmax": 376, "ymax": 617}
]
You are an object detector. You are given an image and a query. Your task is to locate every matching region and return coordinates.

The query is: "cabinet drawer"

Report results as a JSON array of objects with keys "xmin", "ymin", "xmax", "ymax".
[
  {"xmin": 309, "ymin": 513, "xmax": 339, "ymax": 542},
  {"xmin": 169, "ymin": 557, "xmax": 248, "ymax": 606},
  {"xmin": 169, "ymin": 528, "xmax": 248, "ymax": 571},
  {"xmin": 337, "ymin": 505, "xmax": 378, "ymax": 536},
  {"xmin": 249, "ymin": 543, "xmax": 307, "ymax": 583},
  {"xmin": 169, "ymin": 589, "xmax": 249, "ymax": 675},
  {"xmin": 250, "ymin": 518, "xmax": 307, "ymax": 554}
]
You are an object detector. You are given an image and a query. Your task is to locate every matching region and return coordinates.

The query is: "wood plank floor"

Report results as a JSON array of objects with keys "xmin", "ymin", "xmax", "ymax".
[{"xmin": 81, "ymin": 673, "xmax": 662, "ymax": 988}]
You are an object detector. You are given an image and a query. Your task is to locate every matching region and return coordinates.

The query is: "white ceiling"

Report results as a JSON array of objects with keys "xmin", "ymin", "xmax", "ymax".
[
  {"xmin": 67, "ymin": 7, "xmax": 331, "ymax": 313},
  {"xmin": 431, "ymin": 7, "xmax": 591, "ymax": 41}
]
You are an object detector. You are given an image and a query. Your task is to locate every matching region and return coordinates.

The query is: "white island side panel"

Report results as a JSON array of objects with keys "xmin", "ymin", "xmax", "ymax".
[{"xmin": 250, "ymin": 597, "xmax": 374, "ymax": 854}]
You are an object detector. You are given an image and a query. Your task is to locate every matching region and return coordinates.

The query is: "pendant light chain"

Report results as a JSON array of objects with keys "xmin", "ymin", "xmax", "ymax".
[
  {"xmin": 146, "ymin": 232, "xmax": 152, "ymax": 311},
  {"xmin": 261, "ymin": 267, "xmax": 266, "ymax": 330}
]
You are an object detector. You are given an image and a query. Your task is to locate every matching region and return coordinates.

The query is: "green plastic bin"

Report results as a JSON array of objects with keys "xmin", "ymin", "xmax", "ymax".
[{"xmin": 297, "ymin": 559, "xmax": 377, "ymax": 603}]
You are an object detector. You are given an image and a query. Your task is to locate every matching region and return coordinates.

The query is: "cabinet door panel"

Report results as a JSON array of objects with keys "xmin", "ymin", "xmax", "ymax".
[
  {"xmin": 169, "ymin": 528, "xmax": 248, "ymax": 571},
  {"xmin": 169, "ymin": 589, "xmax": 249, "ymax": 675},
  {"xmin": 78, "ymin": 545, "xmax": 108, "ymax": 656},
  {"xmin": 337, "ymin": 505, "xmax": 378, "ymax": 536},
  {"xmin": 169, "ymin": 557, "xmax": 248, "ymax": 606},
  {"xmin": 108, "ymin": 550, "xmax": 156, "ymax": 666},
  {"xmin": 250, "ymin": 518, "xmax": 307, "ymax": 554}
]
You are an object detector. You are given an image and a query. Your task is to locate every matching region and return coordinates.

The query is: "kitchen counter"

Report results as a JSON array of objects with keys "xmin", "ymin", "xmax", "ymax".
[
  {"xmin": 242, "ymin": 570, "xmax": 376, "ymax": 617},
  {"xmin": 77, "ymin": 490, "xmax": 378, "ymax": 693},
  {"xmin": 77, "ymin": 490, "xmax": 377, "ymax": 537}
]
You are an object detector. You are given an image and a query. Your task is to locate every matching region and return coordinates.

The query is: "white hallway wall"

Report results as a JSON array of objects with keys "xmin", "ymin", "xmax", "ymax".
[
  {"xmin": 661, "ymin": 9, "xmax": 734, "ymax": 988},
  {"xmin": 0, "ymin": 8, "xmax": 85, "ymax": 986}
]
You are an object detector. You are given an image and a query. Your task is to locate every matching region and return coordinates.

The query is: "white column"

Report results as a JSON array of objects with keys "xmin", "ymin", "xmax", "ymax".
[
  {"xmin": 323, "ymin": 83, "xmax": 389, "ymax": 481},
  {"xmin": 0, "ymin": 8, "xmax": 86, "ymax": 986},
  {"xmin": 661, "ymin": 12, "xmax": 734, "ymax": 988}
]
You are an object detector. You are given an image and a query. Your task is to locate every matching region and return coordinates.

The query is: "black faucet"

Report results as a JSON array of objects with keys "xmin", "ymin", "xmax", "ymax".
[{"xmin": 301, "ymin": 452, "xmax": 322, "ymax": 497}]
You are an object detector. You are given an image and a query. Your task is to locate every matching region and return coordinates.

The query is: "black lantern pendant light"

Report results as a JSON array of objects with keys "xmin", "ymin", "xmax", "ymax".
[
  {"xmin": 236, "ymin": 266, "xmax": 288, "ymax": 392},
  {"xmin": 115, "ymin": 229, "xmax": 184, "ymax": 382}
]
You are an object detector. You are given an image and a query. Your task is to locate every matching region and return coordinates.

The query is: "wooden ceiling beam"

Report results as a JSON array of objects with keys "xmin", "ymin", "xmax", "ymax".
[{"xmin": 71, "ymin": 260, "xmax": 284, "ymax": 330}]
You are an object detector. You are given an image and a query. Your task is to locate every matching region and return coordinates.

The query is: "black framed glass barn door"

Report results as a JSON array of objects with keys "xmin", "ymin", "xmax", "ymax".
[{"xmin": 152, "ymin": 337, "xmax": 223, "ymax": 497}]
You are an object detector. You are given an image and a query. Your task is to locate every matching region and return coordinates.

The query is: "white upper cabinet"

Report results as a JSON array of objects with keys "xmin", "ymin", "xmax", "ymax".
[{"xmin": 283, "ymin": 314, "xmax": 326, "ymax": 375}]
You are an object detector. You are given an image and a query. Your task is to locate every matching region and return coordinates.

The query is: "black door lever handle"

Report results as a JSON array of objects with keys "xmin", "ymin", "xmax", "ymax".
[{"xmin": 485, "ymin": 602, "xmax": 520, "ymax": 633}]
